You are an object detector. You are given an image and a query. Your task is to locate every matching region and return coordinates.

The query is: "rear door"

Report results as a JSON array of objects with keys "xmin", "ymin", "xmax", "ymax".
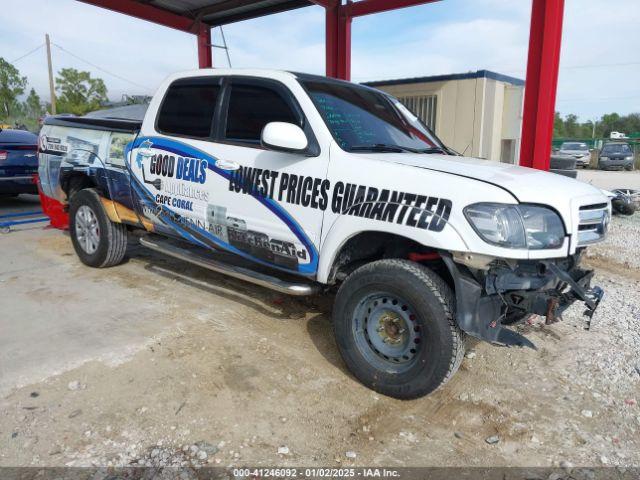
[{"xmin": 128, "ymin": 76, "xmax": 223, "ymax": 240}]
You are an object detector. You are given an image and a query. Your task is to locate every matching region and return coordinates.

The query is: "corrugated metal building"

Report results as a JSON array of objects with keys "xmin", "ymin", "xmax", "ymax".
[{"xmin": 365, "ymin": 70, "xmax": 525, "ymax": 164}]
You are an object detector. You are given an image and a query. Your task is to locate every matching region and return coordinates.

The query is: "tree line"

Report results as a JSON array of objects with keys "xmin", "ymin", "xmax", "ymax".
[
  {"xmin": 0, "ymin": 57, "xmax": 107, "ymax": 131},
  {"xmin": 554, "ymin": 112, "xmax": 640, "ymax": 140}
]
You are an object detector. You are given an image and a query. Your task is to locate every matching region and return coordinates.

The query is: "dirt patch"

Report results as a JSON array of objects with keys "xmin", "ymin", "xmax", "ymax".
[{"xmin": 1, "ymin": 229, "xmax": 639, "ymax": 468}]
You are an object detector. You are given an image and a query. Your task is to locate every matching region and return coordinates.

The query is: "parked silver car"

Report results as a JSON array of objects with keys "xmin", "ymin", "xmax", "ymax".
[{"xmin": 558, "ymin": 141, "xmax": 591, "ymax": 168}]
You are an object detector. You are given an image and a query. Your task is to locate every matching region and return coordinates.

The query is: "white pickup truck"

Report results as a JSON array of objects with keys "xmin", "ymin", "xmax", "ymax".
[{"xmin": 39, "ymin": 69, "xmax": 609, "ymax": 399}]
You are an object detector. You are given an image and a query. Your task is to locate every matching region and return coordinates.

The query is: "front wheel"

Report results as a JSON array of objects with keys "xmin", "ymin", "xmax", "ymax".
[
  {"xmin": 69, "ymin": 188, "xmax": 127, "ymax": 268},
  {"xmin": 333, "ymin": 259, "xmax": 465, "ymax": 399}
]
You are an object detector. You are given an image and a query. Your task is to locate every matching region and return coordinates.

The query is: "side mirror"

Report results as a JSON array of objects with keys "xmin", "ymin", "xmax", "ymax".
[{"xmin": 261, "ymin": 122, "xmax": 308, "ymax": 153}]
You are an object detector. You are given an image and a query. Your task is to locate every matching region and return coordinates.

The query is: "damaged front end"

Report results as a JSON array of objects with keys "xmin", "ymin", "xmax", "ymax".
[{"xmin": 442, "ymin": 252, "xmax": 604, "ymax": 349}]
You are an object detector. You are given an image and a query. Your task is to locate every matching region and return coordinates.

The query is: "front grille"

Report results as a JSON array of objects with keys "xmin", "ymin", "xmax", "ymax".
[
  {"xmin": 577, "ymin": 203, "xmax": 609, "ymax": 246},
  {"xmin": 579, "ymin": 203, "xmax": 608, "ymax": 210}
]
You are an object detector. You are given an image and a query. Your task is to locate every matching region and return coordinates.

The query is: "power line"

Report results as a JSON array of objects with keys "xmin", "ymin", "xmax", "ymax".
[
  {"xmin": 52, "ymin": 43, "xmax": 152, "ymax": 92},
  {"xmin": 10, "ymin": 44, "xmax": 44, "ymax": 64}
]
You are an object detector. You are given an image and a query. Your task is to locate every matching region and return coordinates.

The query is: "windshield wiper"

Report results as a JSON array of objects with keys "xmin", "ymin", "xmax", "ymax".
[
  {"xmin": 415, "ymin": 147, "xmax": 447, "ymax": 154},
  {"xmin": 349, "ymin": 144, "xmax": 449, "ymax": 154},
  {"xmin": 349, "ymin": 143, "xmax": 420, "ymax": 153}
]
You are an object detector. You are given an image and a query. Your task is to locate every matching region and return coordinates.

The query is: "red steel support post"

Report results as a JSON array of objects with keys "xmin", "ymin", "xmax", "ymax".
[
  {"xmin": 336, "ymin": 10, "xmax": 352, "ymax": 80},
  {"xmin": 325, "ymin": 2, "xmax": 351, "ymax": 80},
  {"xmin": 519, "ymin": 0, "xmax": 565, "ymax": 170},
  {"xmin": 325, "ymin": 2, "xmax": 338, "ymax": 78},
  {"xmin": 197, "ymin": 23, "xmax": 213, "ymax": 68}
]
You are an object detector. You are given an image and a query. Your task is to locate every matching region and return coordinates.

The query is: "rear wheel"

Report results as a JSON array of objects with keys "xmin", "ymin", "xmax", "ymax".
[
  {"xmin": 333, "ymin": 259, "xmax": 464, "ymax": 399},
  {"xmin": 69, "ymin": 189, "xmax": 127, "ymax": 268}
]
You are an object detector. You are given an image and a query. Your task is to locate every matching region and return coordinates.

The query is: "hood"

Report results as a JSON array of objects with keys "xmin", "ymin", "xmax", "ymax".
[
  {"xmin": 369, "ymin": 152, "xmax": 603, "ymax": 203},
  {"xmin": 358, "ymin": 152, "xmax": 609, "ymax": 237}
]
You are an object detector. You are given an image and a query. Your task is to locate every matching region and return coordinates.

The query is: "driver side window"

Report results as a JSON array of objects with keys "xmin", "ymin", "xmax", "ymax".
[{"xmin": 224, "ymin": 82, "xmax": 300, "ymax": 146}]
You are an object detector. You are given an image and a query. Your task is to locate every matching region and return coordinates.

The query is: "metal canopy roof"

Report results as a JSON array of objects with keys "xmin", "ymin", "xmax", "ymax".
[
  {"xmin": 74, "ymin": 0, "xmax": 564, "ymax": 172},
  {"xmin": 121, "ymin": 0, "xmax": 313, "ymax": 26}
]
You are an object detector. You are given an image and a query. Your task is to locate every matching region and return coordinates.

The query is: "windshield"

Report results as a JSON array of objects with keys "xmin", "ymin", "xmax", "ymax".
[
  {"xmin": 301, "ymin": 79, "xmax": 446, "ymax": 153},
  {"xmin": 602, "ymin": 143, "xmax": 632, "ymax": 154},
  {"xmin": 561, "ymin": 142, "xmax": 588, "ymax": 151}
]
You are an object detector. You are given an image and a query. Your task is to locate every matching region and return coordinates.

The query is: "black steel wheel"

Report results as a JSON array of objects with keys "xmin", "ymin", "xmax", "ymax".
[{"xmin": 333, "ymin": 259, "xmax": 465, "ymax": 399}]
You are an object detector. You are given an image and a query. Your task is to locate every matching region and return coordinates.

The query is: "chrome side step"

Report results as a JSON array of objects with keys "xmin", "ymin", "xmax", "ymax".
[{"xmin": 139, "ymin": 236, "xmax": 321, "ymax": 296}]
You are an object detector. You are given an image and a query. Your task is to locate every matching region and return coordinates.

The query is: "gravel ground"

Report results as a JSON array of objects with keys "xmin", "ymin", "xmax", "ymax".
[
  {"xmin": 587, "ymin": 214, "xmax": 640, "ymax": 270},
  {"xmin": 1, "ymin": 212, "xmax": 639, "ymax": 470}
]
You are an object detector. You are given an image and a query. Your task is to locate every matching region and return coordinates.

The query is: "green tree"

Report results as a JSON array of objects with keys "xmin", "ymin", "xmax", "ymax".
[
  {"xmin": 0, "ymin": 57, "xmax": 27, "ymax": 119},
  {"xmin": 553, "ymin": 111, "xmax": 565, "ymax": 138},
  {"xmin": 564, "ymin": 114, "xmax": 579, "ymax": 138},
  {"xmin": 599, "ymin": 113, "xmax": 621, "ymax": 137},
  {"xmin": 554, "ymin": 111, "xmax": 640, "ymax": 142},
  {"xmin": 24, "ymin": 88, "xmax": 43, "ymax": 119},
  {"xmin": 55, "ymin": 68, "xmax": 107, "ymax": 115}
]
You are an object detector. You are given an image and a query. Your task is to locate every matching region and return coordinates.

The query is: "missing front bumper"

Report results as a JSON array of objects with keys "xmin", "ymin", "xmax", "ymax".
[
  {"xmin": 544, "ymin": 262, "xmax": 604, "ymax": 330},
  {"xmin": 442, "ymin": 256, "xmax": 604, "ymax": 349}
]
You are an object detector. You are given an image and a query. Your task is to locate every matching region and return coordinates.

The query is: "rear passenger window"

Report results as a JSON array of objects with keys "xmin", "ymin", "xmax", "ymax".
[
  {"xmin": 225, "ymin": 83, "xmax": 299, "ymax": 144},
  {"xmin": 157, "ymin": 78, "xmax": 220, "ymax": 139}
]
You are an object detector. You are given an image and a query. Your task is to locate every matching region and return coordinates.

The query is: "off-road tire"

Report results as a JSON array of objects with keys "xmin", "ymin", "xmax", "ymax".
[
  {"xmin": 333, "ymin": 259, "xmax": 465, "ymax": 399},
  {"xmin": 69, "ymin": 188, "xmax": 127, "ymax": 268}
]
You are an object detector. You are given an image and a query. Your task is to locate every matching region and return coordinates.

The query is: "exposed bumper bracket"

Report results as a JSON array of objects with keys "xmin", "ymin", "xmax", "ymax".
[
  {"xmin": 442, "ymin": 256, "xmax": 536, "ymax": 349},
  {"xmin": 442, "ymin": 255, "xmax": 605, "ymax": 349},
  {"xmin": 545, "ymin": 262, "xmax": 604, "ymax": 330}
]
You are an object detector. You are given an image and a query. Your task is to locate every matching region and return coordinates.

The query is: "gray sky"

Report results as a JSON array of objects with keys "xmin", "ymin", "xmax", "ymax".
[{"xmin": 1, "ymin": 0, "xmax": 638, "ymax": 121}]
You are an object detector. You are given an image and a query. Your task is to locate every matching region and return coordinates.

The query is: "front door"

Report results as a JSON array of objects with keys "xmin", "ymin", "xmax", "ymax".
[{"xmin": 203, "ymin": 77, "xmax": 328, "ymax": 276}]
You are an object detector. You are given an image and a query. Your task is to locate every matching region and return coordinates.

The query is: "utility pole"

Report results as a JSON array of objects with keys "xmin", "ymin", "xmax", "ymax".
[{"xmin": 45, "ymin": 34, "xmax": 56, "ymax": 115}]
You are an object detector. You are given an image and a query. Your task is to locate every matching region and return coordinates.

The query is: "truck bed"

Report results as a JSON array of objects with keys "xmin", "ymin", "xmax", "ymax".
[{"xmin": 43, "ymin": 115, "xmax": 141, "ymax": 134}]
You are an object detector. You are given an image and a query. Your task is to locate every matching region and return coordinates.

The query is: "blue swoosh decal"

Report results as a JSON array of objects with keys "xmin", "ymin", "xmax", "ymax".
[{"xmin": 128, "ymin": 136, "xmax": 319, "ymax": 275}]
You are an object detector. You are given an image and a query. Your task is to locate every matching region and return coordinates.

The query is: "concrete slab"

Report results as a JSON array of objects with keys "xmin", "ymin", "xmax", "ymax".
[
  {"xmin": 0, "ymin": 227, "xmax": 185, "ymax": 396},
  {"xmin": 577, "ymin": 169, "xmax": 640, "ymax": 190}
]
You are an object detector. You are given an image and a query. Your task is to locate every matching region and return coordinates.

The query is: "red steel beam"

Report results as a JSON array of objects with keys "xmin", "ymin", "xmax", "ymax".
[
  {"xmin": 308, "ymin": 0, "xmax": 333, "ymax": 7},
  {"xmin": 197, "ymin": 23, "xmax": 213, "ymax": 68},
  {"xmin": 325, "ymin": 2, "xmax": 338, "ymax": 78},
  {"xmin": 326, "ymin": 0, "xmax": 441, "ymax": 79},
  {"xmin": 325, "ymin": 2, "xmax": 351, "ymax": 80},
  {"xmin": 345, "ymin": 0, "xmax": 441, "ymax": 18},
  {"xmin": 77, "ymin": 0, "xmax": 196, "ymax": 32},
  {"xmin": 337, "ymin": 11, "xmax": 352, "ymax": 79},
  {"xmin": 520, "ymin": 0, "xmax": 565, "ymax": 170}
]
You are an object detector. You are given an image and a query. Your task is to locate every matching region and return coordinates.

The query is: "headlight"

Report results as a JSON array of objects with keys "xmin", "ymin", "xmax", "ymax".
[
  {"xmin": 464, "ymin": 203, "xmax": 565, "ymax": 250},
  {"xmin": 600, "ymin": 156, "xmax": 609, "ymax": 161},
  {"xmin": 625, "ymin": 156, "xmax": 634, "ymax": 161}
]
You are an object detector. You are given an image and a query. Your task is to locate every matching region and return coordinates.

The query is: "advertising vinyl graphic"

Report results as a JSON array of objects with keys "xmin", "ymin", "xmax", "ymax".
[
  {"xmin": 126, "ymin": 136, "xmax": 319, "ymax": 275},
  {"xmin": 38, "ymin": 126, "xmax": 136, "ymax": 211}
]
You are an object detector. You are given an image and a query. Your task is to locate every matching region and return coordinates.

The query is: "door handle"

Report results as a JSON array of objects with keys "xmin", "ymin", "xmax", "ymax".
[{"xmin": 215, "ymin": 159, "xmax": 240, "ymax": 171}]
